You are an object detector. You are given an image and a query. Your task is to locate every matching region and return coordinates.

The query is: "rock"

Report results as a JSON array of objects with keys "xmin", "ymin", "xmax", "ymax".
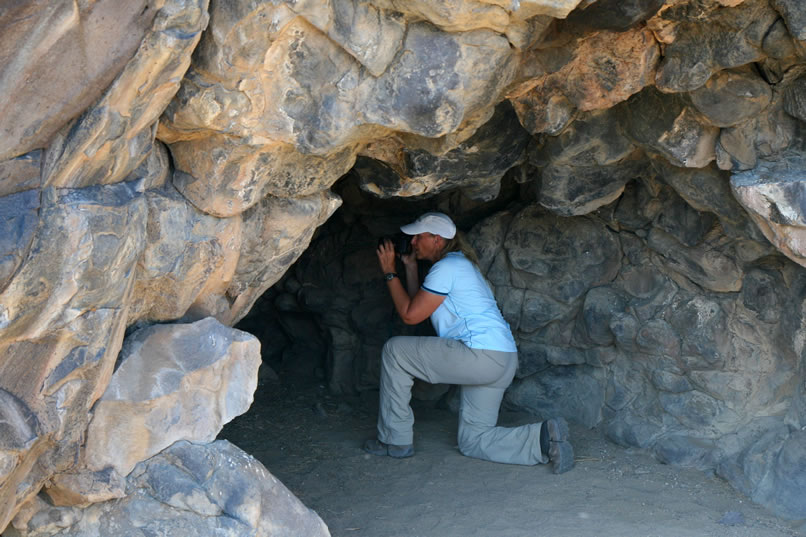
[
  {"xmin": 43, "ymin": 467, "xmax": 126, "ymax": 508},
  {"xmin": 0, "ymin": 1, "xmax": 155, "ymax": 160},
  {"xmin": 652, "ymin": 160, "xmax": 764, "ymax": 240},
  {"xmin": 783, "ymin": 73, "xmax": 806, "ymax": 122},
  {"xmin": 8, "ymin": 441, "xmax": 330, "ymax": 537},
  {"xmin": 689, "ymin": 67, "xmax": 772, "ymax": 127},
  {"xmin": 504, "ymin": 205, "xmax": 622, "ymax": 305},
  {"xmin": 653, "ymin": 0, "xmax": 778, "ymax": 92},
  {"xmin": 564, "ymin": 0, "xmax": 665, "ymax": 31},
  {"xmin": 658, "ymin": 390, "xmax": 742, "ymax": 436},
  {"xmin": 127, "ymin": 185, "xmax": 242, "ymax": 325},
  {"xmin": 716, "ymin": 95, "xmax": 798, "ymax": 171},
  {"xmin": 757, "ymin": 430, "xmax": 806, "ymax": 519},
  {"xmin": 0, "ymin": 190, "xmax": 40, "ymax": 294},
  {"xmin": 84, "ymin": 318, "xmax": 261, "ymax": 476},
  {"xmin": 357, "ymin": 101, "xmax": 530, "ymax": 202},
  {"xmin": 374, "ymin": 0, "xmax": 583, "ymax": 33},
  {"xmin": 226, "ymin": 191, "xmax": 341, "ymax": 325},
  {"xmin": 770, "ymin": 0, "xmax": 806, "ymax": 41},
  {"xmin": 505, "ymin": 365, "xmax": 605, "ymax": 428},
  {"xmin": 731, "ymin": 152, "xmax": 806, "ymax": 268},
  {"xmin": 509, "ymin": 27, "xmax": 660, "ymax": 135},
  {"xmin": 162, "ymin": 13, "xmax": 518, "ymax": 155},
  {"xmin": 169, "ymin": 136, "xmax": 357, "ymax": 217},
  {"xmin": 0, "ymin": 151, "xmax": 42, "ymax": 198},
  {"xmin": 647, "ymin": 227, "xmax": 743, "ymax": 292},
  {"xmin": 575, "ymin": 286, "xmax": 629, "ymax": 346},
  {"xmin": 621, "ymin": 87, "xmax": 719, "ymax": 168},
  {"xmin": 654, "ymin": 434, "xmax": 718, "ymax": 468},
  {"xmin": 40, "ymin": 0, "xmax": 208, "ymax": 189}
]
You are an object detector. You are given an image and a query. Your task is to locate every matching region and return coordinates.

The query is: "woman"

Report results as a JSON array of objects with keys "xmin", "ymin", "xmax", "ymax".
[{"xmin": 364, "ymin": 212, "xmax": 574, "ymax": 473}]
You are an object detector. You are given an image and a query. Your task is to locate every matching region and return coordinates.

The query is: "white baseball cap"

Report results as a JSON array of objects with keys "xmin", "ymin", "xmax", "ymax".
[{"xmin": 400, "ymin": 212, "xmax": 456, "ymax": 239}]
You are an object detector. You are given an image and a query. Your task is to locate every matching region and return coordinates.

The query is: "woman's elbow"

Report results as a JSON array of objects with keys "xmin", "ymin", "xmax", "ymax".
[{"xmin": 400, "ymin": 313, "xmax": 424, "ymax": 325}]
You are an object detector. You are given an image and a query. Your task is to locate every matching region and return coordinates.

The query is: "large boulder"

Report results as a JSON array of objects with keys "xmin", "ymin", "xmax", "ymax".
[
  {"xmin": 8, "ymin": 441, "xmax": 330, "ymax": 537},
  {"xmin": 84, "ymin": 318, "xmax": 260, "ymax": 477}
]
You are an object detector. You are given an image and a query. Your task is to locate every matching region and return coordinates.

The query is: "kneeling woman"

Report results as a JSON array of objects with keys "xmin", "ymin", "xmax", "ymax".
[{"xmin": 364, "ymin": 212, "xmax": 574, "ymax": 473}]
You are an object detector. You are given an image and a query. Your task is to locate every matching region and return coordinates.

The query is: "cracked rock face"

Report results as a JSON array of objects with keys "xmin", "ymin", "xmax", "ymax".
[{"xmin": 2, "ymin": 0, "xmax": 806, "ymax": 532}]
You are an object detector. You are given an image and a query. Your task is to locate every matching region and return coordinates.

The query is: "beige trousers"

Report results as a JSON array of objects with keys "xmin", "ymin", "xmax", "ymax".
[{"xmin": 378, "ymin": 336, "xmax": 548, "ymax": 465}]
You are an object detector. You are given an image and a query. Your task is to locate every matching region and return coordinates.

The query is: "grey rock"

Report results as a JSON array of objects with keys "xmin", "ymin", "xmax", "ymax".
[
  {"xmin": 358, "ymin": 101, "xmax": 530, "ymax": 202},
  {"xmin": 0, "ymin": 190, "xmax": 40, "ymax": 294},
  {"xmin": 770, "ymin": 0, "xmax": 806, "ymax": 41},
  {"xmin": 716, "ymin": 96, "xmax": 798, "ymax": 172},
  {"xmin": 575, "ymin": 286, "xmax": 629, "ymax": 347},
  {"xmin": 652, "ymin": 160, "xmax": 763, "ymax": 241},
  {"xmin": 689, "ymin": 67, "xmax": 772, "ymax": 128},
  {"xmin": 718, "ymin": 511, "xmax": 746, "ymax": 526},
  {"xmin": 505, "ymin": 365, "xmax": 604, "ymax": 428},
  {"xmin": 783, "ymin": 73, "xmax": 806, "ymax": 122},
  {"xmin": 652, "ymin": 185, "xmax": 717, "ymax": 248},
  {"xmin": 504, "ymin": 205, "xmax": 622, "ymax": 305},
  {"xmin": 658, "ymin": 390, "xmax": 742, "ymax": 435},
  {"xmin": 84, "ymin": 318, "xmax": 261, "ymax": 476},
  {"xmin": 41, "ymin": 0, "xmax": 208, "ymax": 189},
  {"xmin": 9, "ymin": 441, "xmax": 330, "ymax": 537},
  {"xmin": 565, "ymin": 0, "xmax": 664, "ymax": 31},
  {"xmin": 651, "ymin": 370, "xmax": 693, "ymax": 393},
  {"xmin": 654, "ymin": 434, "xmax": 718, "ymax": 469},
  {"xmin": 647, "ymin": 227, "xmax": 743, "ymax": 293},
  {"xmin": 636, "ymin": 319, "xmax": 680, "ymax": 358},
  {"xmin": 622, "ymin": 87, "xmax": 718, "ymax": 168},
  {"xmin": 654, "ymin": 0, "xmax": 777, "ymax": 93},
  {"xmin": 731, "ymin": 152, "xmax": 806, "ymax": 268}
]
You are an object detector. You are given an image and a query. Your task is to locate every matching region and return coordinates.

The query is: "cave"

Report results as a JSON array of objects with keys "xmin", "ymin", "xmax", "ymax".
[{"xmin": 2, "ymin": 0, "xmax": 806, "ymax": 535}]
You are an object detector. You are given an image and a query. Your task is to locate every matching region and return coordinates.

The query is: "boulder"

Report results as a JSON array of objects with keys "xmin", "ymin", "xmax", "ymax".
[
  {"xmin": 689, "ymin": 67, "xmax": 773, "ymax": 127},
  {"xmin": 84, "ymin": 318, "xmax": 261, "ymax": 476},
  {"xmin": 621, "ymin": 87, "xmax": 719, "ymax": 168},
  {"xmin": 8, "ymin": 441, "xmax": 330, "ymax": 537},
  {"xmin": 731, "ymin": 152, "xmax": 806, "ymax": 268}
]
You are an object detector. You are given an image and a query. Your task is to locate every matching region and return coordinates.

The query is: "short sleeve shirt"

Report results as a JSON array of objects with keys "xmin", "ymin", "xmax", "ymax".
[{"xmin": 422, "ymin": 252, "xmax": 517, "ymax": 352}]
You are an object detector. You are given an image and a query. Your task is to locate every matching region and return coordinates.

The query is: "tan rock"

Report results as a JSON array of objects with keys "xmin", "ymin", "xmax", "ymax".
[
  {"xmin": 84, "ymin": 318, "xmax": 261, "ymax": 476},
  {"xmin": 128, "ymin": 186, "xmax": 242, "ymax": 325},
  {"xmin": 226, "ymin": 191, "xmax": 342, "ymax": 324},
  {"xmin": 169, "ymin": 134, "xmax": 357, "ymax": 217},
  {"xmin": 509, "ymin": 28, "xmax": 660, "ymax": 134},
  {"xmin": 0, "ymin": 0, "xmax": 154, "ymax": 160},
  {"xmin": 41, "ymin": 0, "xmax": 209, "ymax": 189},
  {"xmin": 0, "ymin": 151, "xmax": 42, "ymax": 199}
]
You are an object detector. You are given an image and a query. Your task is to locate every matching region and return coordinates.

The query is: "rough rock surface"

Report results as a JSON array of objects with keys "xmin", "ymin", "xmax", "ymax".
[
  {"xmin": 84, "ymin": 317, "xmax": 261, "ymax": 476},
  {"xmin": 8, "ymin": 441, "xmax": 330, "ymax": 537},
  {"xmin": 2, "ymin": 0, "xmax": 806, "ymax": 532}
]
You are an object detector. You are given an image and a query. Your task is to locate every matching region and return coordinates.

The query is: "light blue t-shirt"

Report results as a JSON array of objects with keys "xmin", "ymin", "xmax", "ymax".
[{"xmin": 422, "ymin": 252, "xmax": 517, "ymax": 353}]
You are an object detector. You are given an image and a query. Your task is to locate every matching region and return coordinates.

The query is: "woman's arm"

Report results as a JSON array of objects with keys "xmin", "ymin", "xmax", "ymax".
[{"xmin": 377, "ymin": 240, "xmax": 445, "ymax": 324}]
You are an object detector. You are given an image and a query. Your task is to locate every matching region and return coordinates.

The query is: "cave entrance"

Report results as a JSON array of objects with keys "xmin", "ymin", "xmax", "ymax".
[{"xmin": 221, "ymin": 158, "xmax": 805, "ymax": 535}]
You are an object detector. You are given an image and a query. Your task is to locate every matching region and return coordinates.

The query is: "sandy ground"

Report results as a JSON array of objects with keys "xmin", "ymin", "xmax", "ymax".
[{"xmin": 220, "ymin": 375, "xmax": 805, "ymax": 537}]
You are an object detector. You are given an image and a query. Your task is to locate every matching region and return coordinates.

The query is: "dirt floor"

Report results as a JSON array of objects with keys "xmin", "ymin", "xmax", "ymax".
[{"xmin": 220, "ymin": 374, "xmax": 805, "ymax": 537}]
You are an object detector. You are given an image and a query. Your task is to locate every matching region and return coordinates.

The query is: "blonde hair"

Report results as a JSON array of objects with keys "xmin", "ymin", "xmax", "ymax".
[{"xmin": 438, "ymin": 231, "xmax": 480, "ymax": 266}]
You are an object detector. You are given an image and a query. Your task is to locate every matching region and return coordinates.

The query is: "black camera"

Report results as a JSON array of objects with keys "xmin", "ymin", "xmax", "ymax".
[{"xmin": 377, "ymin": 233, "xmax": 412, "ymax": 256}]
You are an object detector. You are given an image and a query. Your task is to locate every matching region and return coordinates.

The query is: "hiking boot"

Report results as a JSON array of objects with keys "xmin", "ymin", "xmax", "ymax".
[
  {"xmin": 363, "ymin": 438, "xmax": 414, "ymax": 459},
  {"xmin": 545, "ymin": 417, "xmax": 574, "ymax": 474}
]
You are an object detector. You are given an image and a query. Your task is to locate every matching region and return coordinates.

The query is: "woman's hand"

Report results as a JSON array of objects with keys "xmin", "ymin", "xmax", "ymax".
[
  {"xmin": 400, "ymin": 250, "xmax": 417, "ymax": 270},
  {"xmin": 376, "ymin": 239, "xmax": 397, "ymax": 274}
]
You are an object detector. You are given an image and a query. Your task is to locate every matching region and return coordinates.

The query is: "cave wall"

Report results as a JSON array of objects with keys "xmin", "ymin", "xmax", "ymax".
[{"xmin": 2, "ymin": 0, "xmax": 806, "ymax": 533}]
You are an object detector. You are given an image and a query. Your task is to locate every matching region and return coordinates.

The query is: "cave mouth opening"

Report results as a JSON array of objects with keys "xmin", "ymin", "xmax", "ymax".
[{"xmin": 223, "ymin": 145, "xmax": 806, "ymax": 528}]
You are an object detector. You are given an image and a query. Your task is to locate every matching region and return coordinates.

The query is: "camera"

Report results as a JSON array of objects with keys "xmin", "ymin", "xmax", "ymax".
[{"xmin": 377, "ymin": 233, "xmax": 412, "ymax": 256}]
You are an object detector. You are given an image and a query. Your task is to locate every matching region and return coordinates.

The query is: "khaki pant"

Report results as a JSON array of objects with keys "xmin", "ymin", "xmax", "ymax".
[{"xmin": 378, "ymin": 336, "xmax": 547, "ymax": 465}]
